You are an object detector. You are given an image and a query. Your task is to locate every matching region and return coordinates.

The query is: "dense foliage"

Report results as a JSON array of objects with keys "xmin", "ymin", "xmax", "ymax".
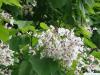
[{"xmin": 0, "ymin": 0, "xmax": 100, "ymax": 75}]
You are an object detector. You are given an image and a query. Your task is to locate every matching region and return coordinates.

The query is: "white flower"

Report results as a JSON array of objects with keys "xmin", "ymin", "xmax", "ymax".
[
  {"xmin": 0, "ymin": 68, "xmax": 12, "ymax": 75},
  {"xmin": 88, "ymin": 55, "xmax": 95, "ymax": 62},
  {"xmin": 36, "ymin": 26, "xmax": 84, "ymax": 67},
  {"xmin": 10, "ymin": 17, "xmax": 14, "ymax": 25},
  {"xmin": 32, "ymin": 0, "xmax": 37, "ymax": 7},
  {"xmin": 29, "ymin": 46, "xmax": 36, "ymax": 55},
  {"xmin": 1, "ymin": 11, "xmax": 11, "ymax": 19},
  {"xmin": 0, "ymin": 42, "xmax": 14, "ymax": 66},
  {"xmin": 50, "ymin": 25, "xmax": 55, "ymax": 30},
  {"xmin": 58, "ymin": 28, "xmax": 66, "ymax": 36},
  {"xmin": 75, "ymin": 48, "xmax": 100, "ymax": 74}
]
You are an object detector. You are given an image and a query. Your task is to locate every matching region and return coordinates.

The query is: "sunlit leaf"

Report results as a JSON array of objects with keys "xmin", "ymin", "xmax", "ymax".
[
  {"xmin": 0, "ymin": 25, "xmax": 9, "ymax": 42},
  {"xmin": 3, "ymin": 0, "xmax": 21, "ymax": 7},
  {"xmin": 21, "ymin": 26, "xmax": 35, "ymax": 33},
  {"xmin": 91, "ymin": 51, "xmax": 100, "ymax": 59},
  {"xmin": 84, "ymin": 38, "xmax": 97, "ymax": 48},
  {"xmin": 40, "ymin": 22, "xmax": 49, "ymax": 30},
  {"xmin": 32, "ymin": 37, "xmax": 38, "ymax": 47}
]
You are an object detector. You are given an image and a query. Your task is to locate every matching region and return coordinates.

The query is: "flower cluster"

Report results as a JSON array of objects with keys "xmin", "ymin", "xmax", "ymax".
[
  {"xmin": 37, "ymin": 26, "xmax": 84, "ymax": 67},
  {"xmin": 0, "ymin": 41, "xmax": 14, "ymax": 66},
  {"xmin": 0, "ymin": 11, "xmax": 14, "ymax": 29},
  {"xmin": 0, "ymin": 68, "xmax": 12, "ymax": 75},
  {"xmin": 75, "ymin": 48, "xmax": 100, "ymax": 75},
  {"xmin": 0, "ymin": 11, "xmax": 11, "ymax": 20}
]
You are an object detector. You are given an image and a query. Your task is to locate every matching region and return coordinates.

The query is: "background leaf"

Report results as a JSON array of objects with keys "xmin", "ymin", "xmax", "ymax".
[
  {"xmin": 49, "ymin": 0, "xmax": 67, "ymax": 8},
  {"xmin": 18, "ymin": 60, "xmax": 33, "ymax": 75},
  {"xmin": 29, "ymin": 55, "xmax": 60, "ymax": 75},
  {"xmin": 9, "ymin": 35, "xmax": 30, "ymax": 51}
]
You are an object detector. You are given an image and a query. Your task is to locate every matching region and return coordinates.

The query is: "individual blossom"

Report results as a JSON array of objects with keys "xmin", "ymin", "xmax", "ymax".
[
  {"xmin": 5, "ymin": 23, "xmax": 12, "ymax": 29},
  {"xmin": 5, "ymin": 17, "xmax": 14, "ymax": 29},
  {"xmin": 29, "ymin": 46, "xmax": 36, "ymax": 55},
  {"xmin": 32, "ymin": 0, "xmax": 37, "ymax": 7},
  {"xmin": 36, "ymin": 26, "xmax": 84, "ymax": 67},
  {"xmin": 58, "ymin": 28, "xmax": 67, "ymax": 36}
]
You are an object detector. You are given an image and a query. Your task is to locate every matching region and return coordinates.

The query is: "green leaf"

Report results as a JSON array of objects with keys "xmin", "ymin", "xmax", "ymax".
[
  {"xmin": 18, "ymin": 61, "xmax": 33, "ymax": 75},
  {"xmin": 0, "ymin": 0, "xmax": 3, "ymax": 8},
  {"xmin": 29, "ymin": 55, "xmax": 60, "ymax": 75},
  {"xmin": 0, "ymin": 25, "xmax": 9, "ymax": 42},
  {"xmin": 12, "ymin": 64, "xmax": 19, "ymax": 75},
  {"xmin": 15, "ymin": 20, "xmax": 33, "ymax": 28},
  {"xmin": 40, "ymin": 22, "xmax": 49, "ymax": 30},
  {"xmin": 9, "ymin": 35, "xmax": 30, "ymax": 51},
  {"xmin": 84, "ymin": 38, "xmax": 97, "ymax": 48},
  {"xmin": 9, "ymin": 29, "xmax": 17, "ymax": 35},
  {"xmin": 49, "ymin": 0, "xmax": 67, "ymax": 8},
  {"xmin": 66, "ymin": 60, "xmax": 78, "ymax": 75},
  {"xmin": 79, "ymin": 1, "xmax": 86, "ymax": 19},
  {"xmin": 91, "ymin": 30, "xmax": 100, "ymax": 49},
  {"xmin": 71, "ymin": 60, "xmax": 77, "ymax": 69},
  {"xmin": 63, "ymin": 0, "xmax": 74, "ymax": 25},
  {"xmin": 21, "ymin": 26, "xmax": 35, "ymax": 33},
  {"xmin": 91, "ymin": 51, "xmax": 100, "ymax": 59},
  {"xmin": 32, "ymin": 37, "xmax": 38, "ymax": 47},
  {"xmin": 15, "ymin": 20, "xmax": 35, "ymax": 32},
  {"xmin": 78, "ymin": 26, "xmax": 92, "ymax": 39},
  {"xmin": 3, "ymin": 0, "xmax": 21, "ymax": 7},
  {"xmin": 84, "ymin": 0, "xmax": 95, "ymax": 7}
]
